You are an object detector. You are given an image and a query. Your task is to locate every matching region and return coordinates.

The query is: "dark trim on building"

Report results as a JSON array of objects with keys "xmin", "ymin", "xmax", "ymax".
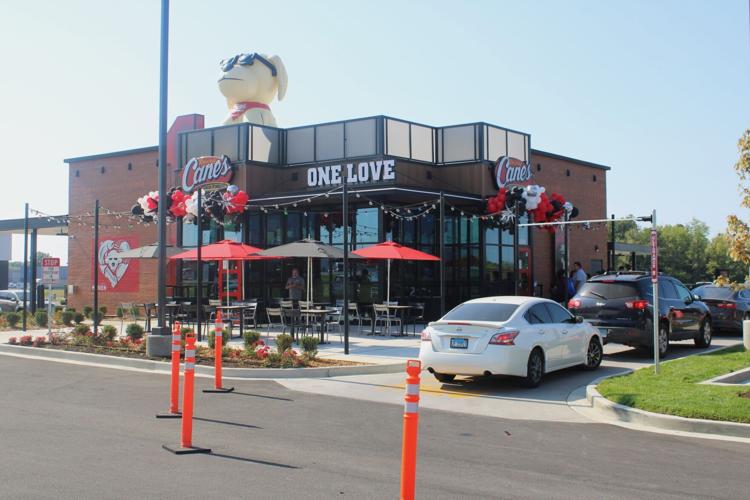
[
  {"xmin": 64, "ymin": 146, "xmax": 158, "ymax": 164},
  {"xmin": 531, "ymin": 149, "xmax": 611, "ymax": 171}
]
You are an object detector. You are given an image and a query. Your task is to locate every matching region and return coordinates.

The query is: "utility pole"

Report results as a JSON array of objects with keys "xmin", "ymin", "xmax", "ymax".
[
  {"xmin": 22, "ymin": 203, "xmax": 29, "ymax": 332},
  {"xmin": 343, "ymin": 181, "xmax": 350, "ymax": 354},
  {"xmin": 155, "ymin": 0, "xmax": 170, "ymax": 336},
  {"xmin": 93, "ymin": 200, "xmax": 100, "ymax": 335},
  {"xmin": 439, "ymin": 191, "xmax": 445, "ymax": 316}
]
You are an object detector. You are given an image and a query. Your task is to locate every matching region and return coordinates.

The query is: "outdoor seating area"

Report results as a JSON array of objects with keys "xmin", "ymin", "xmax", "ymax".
[{"xmin": 116, "ymin": 238, "xmax": 438, "ymax": 349}]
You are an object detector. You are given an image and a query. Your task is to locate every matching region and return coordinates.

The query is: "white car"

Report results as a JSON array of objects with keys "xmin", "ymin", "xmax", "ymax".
[{"xmin": 419, "ymin": 296, "xmax": 603, "ymax": 387}]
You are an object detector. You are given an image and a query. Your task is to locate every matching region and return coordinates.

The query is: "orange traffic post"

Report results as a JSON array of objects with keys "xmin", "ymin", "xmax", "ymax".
[
  {"xmin": 163, "ymin": 332, "xmax": 211, "ymax": 455},
  {"xmin": 203, "ymin": 310, "xmax": 234, "ymax": 393},
  {"xmin": 156, "ymin": 321, "xmax": 182, "ymax": 418},
  {"xmin": 400, "ymin": 359, "xmax": 422, "ymax": 500}
]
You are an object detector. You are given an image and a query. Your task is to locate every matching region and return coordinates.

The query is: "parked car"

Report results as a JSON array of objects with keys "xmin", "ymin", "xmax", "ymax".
[
  {"xmin": 419, "ymin": 296, "xmax": 603, "ymax": 388},
  {"xmin": 0, "ymin": 290, "xmax": 25, "ymax": 312},
  {"xmin": 691, "ymin": 284, "xmax": 750, "ymax": 333},
  {"xmin": 568, "ymin": 273, "xmax": 712, "ymax": 357}
]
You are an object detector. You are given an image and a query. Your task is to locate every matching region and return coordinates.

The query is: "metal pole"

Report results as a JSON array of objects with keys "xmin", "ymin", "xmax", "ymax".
[
  {"xmin": 343, "ymin": 179, "xmax": 350, "ymax": 354},
  {"xmin": 93, "ymin": 199, "xmax": 100, "ymax": 335},
  {"xmin": 513, "ymin": 204, "xmax": 519, "ymax": 296},
  {"xmin": 439, "ymin": 191, "xmax": 445, "ymax": 316},
  {"xmin": 196, "ymin": 189, "xmax": 203, "ymax": 341},
  {"xmin": 610, "ymin": 213, "xmax": 615, "ymax": 271},
  {"xmin": 155, "ymin": 0, "xmax": 170, "ymax": 334},
  {"xmin": 563, "ymin": 212, "xmax": 570, "ymax": 277},
  {"xmin": 47, "ymin": 283, "xmax": 52, "ymax": 338},
  {"xmin": 22, "ymin": 203, "xmax": 28, "ymax": 332},
  {"xmin": 30, "ymin": 229, "xmax": 38, "ymax": 314},
  {"xmin": 651, "ymin": 209, "xmax": 659, "ymax": 374}
]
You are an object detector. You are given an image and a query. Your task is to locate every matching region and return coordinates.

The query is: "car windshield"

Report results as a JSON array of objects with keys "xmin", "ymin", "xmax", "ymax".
[
  {"xmin": 578, "ymin": 282, "xmax": 641, "ymax": 300},
  {"xmin": 441, "ymin": 302, "xmax": 518, "ymax": 322},
  {"xmin": 695, "ymin": 286, "xmax": 734, "ymax": 300}
]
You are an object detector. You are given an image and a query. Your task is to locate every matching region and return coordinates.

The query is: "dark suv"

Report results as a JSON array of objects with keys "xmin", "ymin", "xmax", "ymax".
[{"xmin": 567, "ymin": 273, "xmax": 712, "ymax": 357}]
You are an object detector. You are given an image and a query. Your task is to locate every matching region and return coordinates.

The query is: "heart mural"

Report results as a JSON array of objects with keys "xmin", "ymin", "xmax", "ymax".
[{"xmin": 98, "ymin": 240, "xmax": 131, "ymax": 288}]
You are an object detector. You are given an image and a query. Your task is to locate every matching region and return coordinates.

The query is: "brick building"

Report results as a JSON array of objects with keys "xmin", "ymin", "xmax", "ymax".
[{"xmin": 64, "ymin": 114, "xmax": 609, "ymax": 319}]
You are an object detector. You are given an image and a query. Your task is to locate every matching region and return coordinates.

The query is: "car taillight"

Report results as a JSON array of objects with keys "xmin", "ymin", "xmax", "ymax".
[
  {"xmin": 568, "ymin": 299, "xmax": 581, "ymax": 309},
  {"xmin": 420, "ymin": 329, "xmax": 431, "ymax": 341},
  {"xmin": 717, "ymin": 302, "xmax": 736, "ymax": 309},
  {"xmin": 489, "ymin": 330, "xmax": 519, "ymax": 346},
  {"xmin": 625, "ymin": 299, "xmax": 649, "ymax": 310}
]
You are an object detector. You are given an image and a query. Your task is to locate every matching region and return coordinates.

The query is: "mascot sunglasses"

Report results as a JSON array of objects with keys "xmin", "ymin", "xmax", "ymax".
[{"xmin": 220, "ymin": 53, "xmax": 277, "ymax": 77}]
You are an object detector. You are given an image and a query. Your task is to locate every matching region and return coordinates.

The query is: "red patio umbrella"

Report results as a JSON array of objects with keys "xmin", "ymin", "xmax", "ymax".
[
  {"xmin": 169, "ymin": 240, "xmax": 267, "ymax": 261},
  {"xmin": 352, "ymin": 241, "xmax": 440, "ymax": 302}
]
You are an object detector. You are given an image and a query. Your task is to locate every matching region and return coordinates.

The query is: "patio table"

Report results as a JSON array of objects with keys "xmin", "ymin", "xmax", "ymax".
[
  {"xmin": 300, "ymin": 308, "xmax": 338, "ymax": 344},
  {"xmin": 371, "ymin": 304, "xmax": 413, "ymax": 337}
]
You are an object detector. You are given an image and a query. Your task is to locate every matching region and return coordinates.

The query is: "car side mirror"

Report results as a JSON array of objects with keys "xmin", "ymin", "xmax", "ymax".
[
  {"xmin": 575, "ymin": 315, "xmax": 584, "ymax": 324},
  {"xmin": 693, "ymin": 294, "xmax": 701, "ymax": 301},
  {"xmin": 684, "ymin": 296, "xmax": 694, "ymax": 304}
]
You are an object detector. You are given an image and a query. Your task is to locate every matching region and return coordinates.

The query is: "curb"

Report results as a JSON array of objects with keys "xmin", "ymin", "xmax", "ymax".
[
  {"xmin": 0, "ymin": 344, "xmax": 406, "ymax": 379},
  {"xmin": 583, "ymin": 344, "xmax": 750, "ymax": 439}
]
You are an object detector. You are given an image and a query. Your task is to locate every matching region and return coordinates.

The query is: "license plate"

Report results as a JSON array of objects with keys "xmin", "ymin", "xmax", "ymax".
[
  {"xmin": 598, "ymin": 328, "xmax": 608, "ymax": 338},
  {"xmin": 450, "ymin": 338, "xmax": 468, "ymax": 349}
]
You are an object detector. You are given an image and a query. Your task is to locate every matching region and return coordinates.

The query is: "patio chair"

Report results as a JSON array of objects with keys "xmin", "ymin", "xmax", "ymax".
[
  {"xmin": 120, "ymin": 302, "xmax": 138, "ymax": 332},
  {"xmin": 265, "ymin": 307, "xmax": 285, "ymax": 340},
  {"xmin": 280, "ymin": 300, "xmax": 303, "ymax": 340},
  {"xmin": 410, "ymin": 302, "xmax": 426, "ymax": 335},
  {"xmin": 373, "ymin": 303, "xmax": 400, "ymax": 335},
  {"xmin": 241, "ymin": 300, "xmax": 258, "ymax": 330},
  {"xmin": 208, "ymin": 299, "xmax": 221, "ymax": 323},
  {"xmin": 325, "ymin": 306, "xmax": 343, "ymax": 343}
]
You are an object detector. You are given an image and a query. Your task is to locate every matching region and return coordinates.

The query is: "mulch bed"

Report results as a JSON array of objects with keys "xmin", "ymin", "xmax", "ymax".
[{"xmin": 17, "ymin": 343, "xmax": 366, "ymax": 368}]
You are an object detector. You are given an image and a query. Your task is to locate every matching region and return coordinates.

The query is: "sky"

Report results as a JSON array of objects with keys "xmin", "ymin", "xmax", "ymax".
[{"xmin": 1, "ymin": 0, "xmax": 748, "ymax": 265}]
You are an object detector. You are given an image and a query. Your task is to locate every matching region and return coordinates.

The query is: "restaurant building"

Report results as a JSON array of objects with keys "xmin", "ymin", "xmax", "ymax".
[{"xmin": 64, "ymin": 114, "xmax": 609, "ymax": 319}]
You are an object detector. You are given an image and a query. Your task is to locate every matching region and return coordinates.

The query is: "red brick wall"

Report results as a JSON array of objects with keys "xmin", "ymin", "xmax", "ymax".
[
  {"xmin": 529, "ymin": 151, "xmax": 608, "ymax": 297},
  {"xmin": 67, "ymin": 150, "xmax": 165, "ymax": 312}
]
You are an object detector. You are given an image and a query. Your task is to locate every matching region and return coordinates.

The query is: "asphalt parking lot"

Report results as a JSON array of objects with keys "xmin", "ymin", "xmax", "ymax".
[{"xmin": 1, "ymin": 348, "xmax": 749, "ymax": 500}]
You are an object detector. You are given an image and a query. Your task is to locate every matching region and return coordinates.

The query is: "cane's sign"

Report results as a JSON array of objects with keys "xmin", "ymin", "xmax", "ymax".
[
  {"xmin": 494, "ymin": 156, "xmax": 533, "ymax": 189},
  {"xmin": 181, "ymin": 155, "xmax": 234, "ymax": 192}
]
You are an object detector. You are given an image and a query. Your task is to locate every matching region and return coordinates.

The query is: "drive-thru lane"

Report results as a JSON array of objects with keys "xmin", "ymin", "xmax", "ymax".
[{"xmin": 1, "ymin": 355, "xmax": 749, "ymax": 499}]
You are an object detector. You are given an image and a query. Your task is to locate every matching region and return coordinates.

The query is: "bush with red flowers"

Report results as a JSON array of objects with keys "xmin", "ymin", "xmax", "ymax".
[{"xmin": 8, "ymin": 336, "xmax": 17, "ymax": 345}]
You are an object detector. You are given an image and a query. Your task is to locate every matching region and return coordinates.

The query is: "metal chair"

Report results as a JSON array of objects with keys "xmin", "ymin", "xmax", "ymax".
[
  {"xmin": 325, "ymin": 306, "xmax": 343, "ymax": 343},
  {"xmin": 241, "ymin": 300, "xmax": 259, "ymax": 330},
  {"xmin": 410, "ymin": 302, "xmax": 426, "ymax": 335},
  {"xmin": 120, "ymin": 302, "xmax": 137, "ymax": 332},
  {"xmin": 373, "ymin": 303, "xmax": 400, "ymax": 335},
  {"xmin": 280, "ymin": 300, "xmax": 302, "ymax": 340},
  {"xmin": 265, "ymin": 307, "xmax": 285, "ymax": 340}
]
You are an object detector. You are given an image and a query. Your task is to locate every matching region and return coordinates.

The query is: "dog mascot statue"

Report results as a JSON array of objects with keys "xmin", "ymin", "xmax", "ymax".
[{"xmin": 218, "ymin": 52, "xmax": 288, "ymax": 127}]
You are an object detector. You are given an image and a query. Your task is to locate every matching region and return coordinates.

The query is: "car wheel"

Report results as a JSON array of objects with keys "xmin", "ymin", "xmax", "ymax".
[
  {"xmin": 433, "ymin": 373, "xmax": 455, "ymax": 383},
  {"xmin": 522, "ymin": 348, "xmax": 544, "ymax": 388},
  {"xmin": 658, "ymin": 324, "xmax": 669, "ymax": 358},
  {"xmin": 694, "ymin": 319, "xmax": 712, "ymax": 348},
  {"xmin": 582, "ymin": 337, "xmax": 603, "ymax": 370}
]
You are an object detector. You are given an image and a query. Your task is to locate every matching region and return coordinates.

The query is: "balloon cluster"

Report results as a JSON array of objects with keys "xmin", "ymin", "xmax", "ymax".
[
  {"xmin": 486, "ymin": 184, "xmax": 578, "ymax": 232},
  {"xmin": 131, "ymin": 185, "xmax": 249, "ymax": 224}
]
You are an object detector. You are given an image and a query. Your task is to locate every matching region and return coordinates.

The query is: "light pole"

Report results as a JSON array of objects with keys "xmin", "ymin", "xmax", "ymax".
[{"xmin": 155, "ymin": 0, "xmax": 169, "ymax": 333}]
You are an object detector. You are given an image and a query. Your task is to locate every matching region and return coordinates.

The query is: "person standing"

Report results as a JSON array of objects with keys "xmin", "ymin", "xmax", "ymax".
[
  {"xmin": 572, "ymin": 261, "xmax": 588, "ymax": 291},
  {"xmin": 285, "ymin": 268, "xmax": 305, "ymax": 303}
]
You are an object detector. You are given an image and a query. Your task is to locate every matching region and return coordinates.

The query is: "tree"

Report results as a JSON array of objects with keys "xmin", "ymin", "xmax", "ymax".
[
  {"xmin": 705, "ymin": 234, "xmax": 747, "ymax": 282},
  {"xmin": 656, "ymin": 220, "xmax": 710, "ymax": 285},
  {"xmin": 727, "ymin": 129, "xmax": 750, "ymax": 262}
]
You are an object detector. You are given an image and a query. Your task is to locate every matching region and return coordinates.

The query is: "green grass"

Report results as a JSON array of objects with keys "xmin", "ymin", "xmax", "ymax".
[{"xmin": 598, "ymin": 345, "xmax": 750, "ymax": 423}]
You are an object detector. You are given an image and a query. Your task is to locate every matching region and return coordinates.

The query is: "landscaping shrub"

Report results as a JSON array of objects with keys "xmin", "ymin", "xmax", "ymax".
[
  {"xmin": 99, "ymin": 306, "xmax": 108, "ymax": 316},
  {"xmin": 32, "ymin": 336, "xmax": 47, "ymax": 347},
  {"xmin": 275, "ymin": 333, "xmax": 293, "ymax": 354},
  {"xmin": 8, "ymin": 336, "xmax": 17, "ymax": 345},
  {"xmin": 299, "ymin": 336, "xmax": 319, "ymax": 359},
  {"xmin": 125, "ymin": 323, "xmax": 145, "ymax": 340},
  {"xmin": 5, "ymin": 312, "xmax": 21, "ymax": 328},
  {"xmin": 116, "ymin": 306, "xmax": 124, "ymax": 318},
  {"xmin": 280, "ymin": 348, "xmax": 302, "ymax": 368},
  {"xmin": 72, "ymin": 324, "xmax": 90, "ymax": 336},
  {"xmin": 208, "ymin": 328, "xmax": 229, "ymax": 349},
  {"xmin": 34, "ymin": 311, "xmax": 48, "ymax": 328},
  {"xmin": 18, "ymin": 335, "xmax": 33, "ymax": 346},
  {"xmin": 61, "ymin": 311, "xmax": 74, "ymax": 326},
  {"xmin": 90, "ymin": 311, "xmax": 103, "ymax": 324},
  {"xmin": 243, "ymin": 330, "xmax": 261, "ymax": 350},
  {"xmin": 263, "ymin": 351, "xmax": 282, "ymax": 366},
  {"xmin": 54, "ymin": 305, "xmax": 64, "ymax": 313},
  {"xmin": 65, "ymin": 307, "xmax": 76, "ymax": 313},
  {"xmin": 73, "ymin": 312, "xmax": 85, "ymax": 324},
  {"xmin": 83, "ymin": 306, "xmax": 93, "ymax": 319},
  {"xmin": 101, "ymin": 325, "xmax": 118, "ymax": 341}
]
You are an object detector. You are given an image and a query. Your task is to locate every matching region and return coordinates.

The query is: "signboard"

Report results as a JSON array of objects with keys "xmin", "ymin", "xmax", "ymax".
[
  {"xmin": 493, "ymin": 156, "xmax": 533, "ymax": 189},
  {"xmin": 306, "ymin": 159, "xmax": 396, "ymax": 188},
  {"xmin": 181, "ymin": 155, "xmax": 234, "ymax": 192},
  {"xmin": 650, "ymin": 230, "xmax": 658, "ymax": 283},
  {"xmin": 42, "ymin": 257, "xmax": 60, "ymax": 285},
  {"xmin": 94, "ymin": 237, "xmax": 139, "ymax": 292}
]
